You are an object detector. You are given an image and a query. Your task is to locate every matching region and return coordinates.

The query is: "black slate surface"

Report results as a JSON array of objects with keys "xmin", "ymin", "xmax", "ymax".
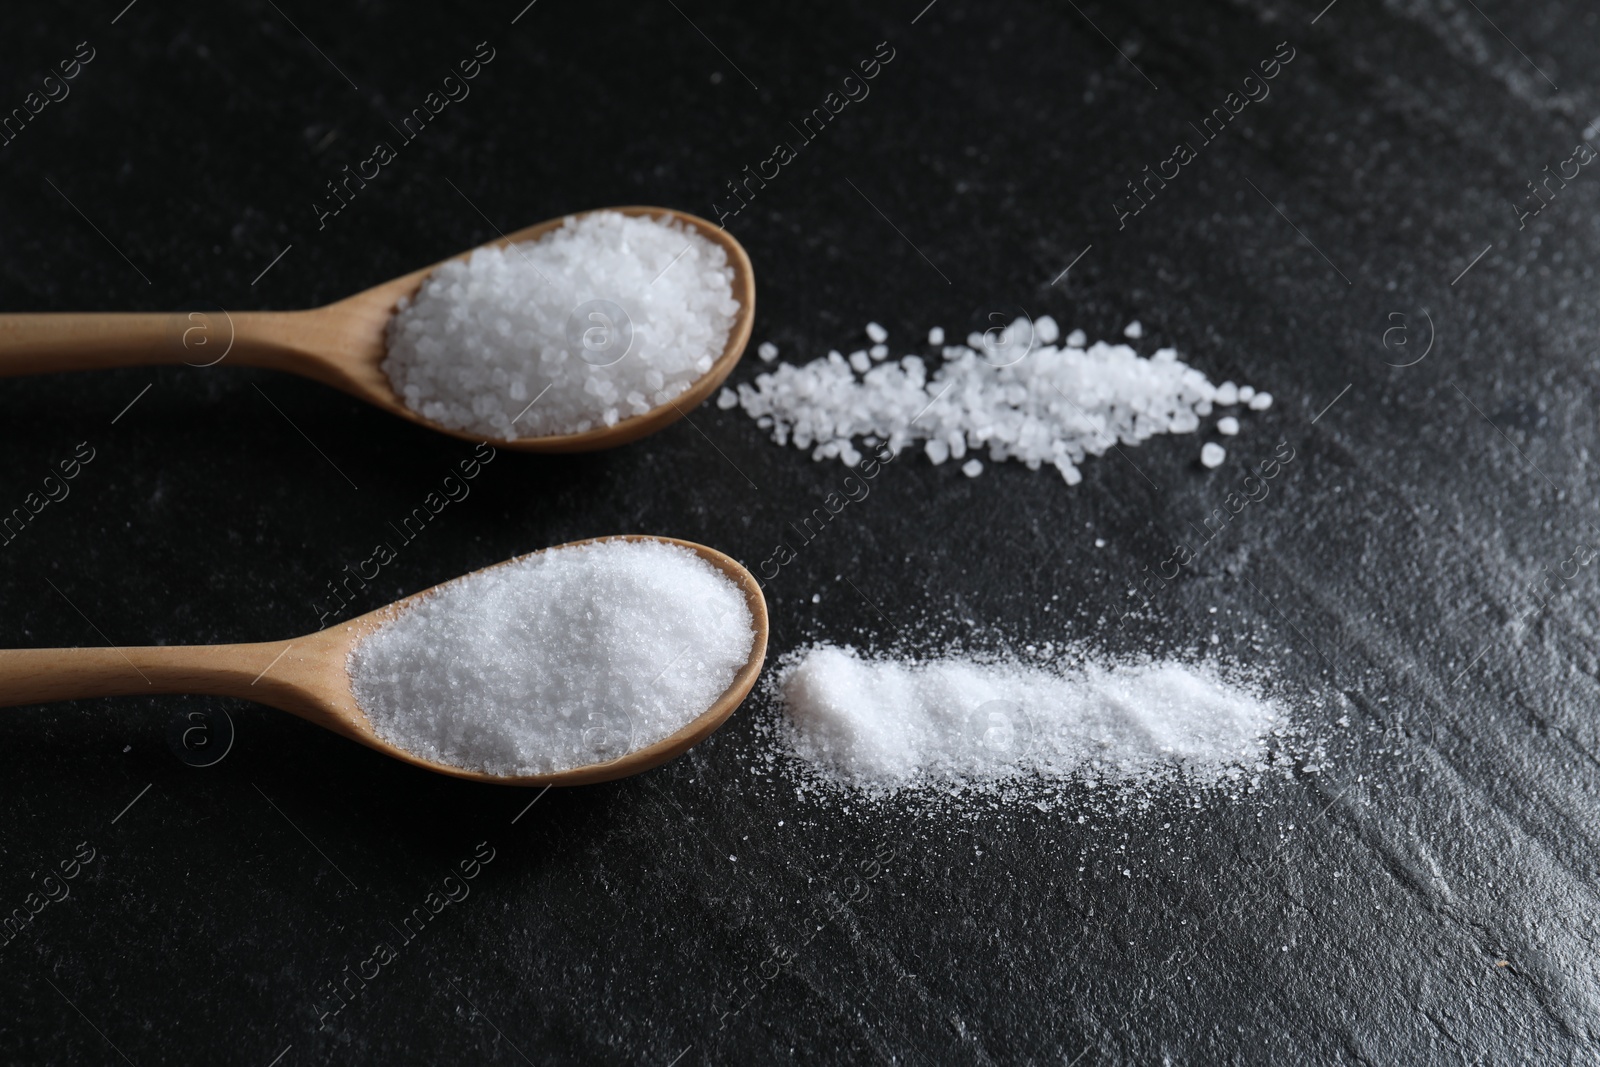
[{"xmin": 2, "ymin": 0, "xmax": 1597, "ymax": 1063}]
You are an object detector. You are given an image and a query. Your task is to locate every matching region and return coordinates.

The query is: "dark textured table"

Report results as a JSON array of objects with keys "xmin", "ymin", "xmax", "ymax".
[{"xmin": 1, "ymin": 0, "xmax": 1596, "ymax": 1062}]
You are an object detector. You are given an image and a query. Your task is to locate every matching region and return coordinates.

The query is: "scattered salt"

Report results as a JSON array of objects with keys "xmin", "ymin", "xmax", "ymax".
[
  {"xmin": 348, "ymin": 540, "xmax": 755, "ymax": 777},
  {"xmin": 776, "ymin": 645, "xmax": 1288, "ymax": 794},
  {"xmin": 866, "ymin": 321, "xmax": 888, "ymax": 343},
  {"xmin": 737, "ymin": 316, "xmax": 1266, "ymax": 484},
  {"xmin": 383, "ymin": 211, "xmax": 738, "ymax": 440},
  {"xmin": 1123, "ymin": 320, "xmax": 1143, "ymax": 339},
  {"xmin": 1237, "ymin": 385, "xmax": 1256, "ymax": 403},
  {"xmin": 869, "ymin": 344, "xmax": 889, "ymax": 361},
  {"xmin": 758, "ymin": 341, "xmax": 779, "ymax": 363},
  {"xmin": 1249, "ymin": 391, "xmax": 1273, "ymax": 411},
  {"xmin": 1217, "ymin": 416, "xmax": 1240, "ymax": 436},
  {"xmin": 961, "ymin": 458, "xmax": 983, "ymax": 477},
  {"xmin": 1201, "ymin": 442, "xmax": 1226, "ymax": 468},
  {"xmin": 928, "ymin": 326, "xmax": 945, "ymax": 345}
]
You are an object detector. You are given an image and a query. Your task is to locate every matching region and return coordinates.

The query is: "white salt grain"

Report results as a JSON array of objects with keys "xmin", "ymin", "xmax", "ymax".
[
  {"xmin": 1215, "ymin": 381, "xmax": 1239, "ymax": 406},
  {"xmin": 1217, "ymin": 416, "xmax": 1240, "ymax": 436},
  {"xmin": 928, "ymin": 326, "xmax": 945, "ymax": 345},
  {"xmin": 777, "ymin": 645, "xmax": 1286, "ymax": 794},
  {"xmin": 758, "ymin": 341, "xmax": 779, "ymax": 362},
  {"xmin": 866, "ymin": 321, "xmax": 888, "ymax": 343},
  {"xmin": 1249, "ymin": 391, "xmax": 1273, "ymax": 411},
  {"xmin": 1123, "ymin": 320, "xmax": 1144, "ymax": 339},
  {"xmin": 348, "ymin": 540, "xmax": 755, "ymax": 777},
  {"xmin": 737, "ymin": 317, "xmax": 1266, "ymax": 484},
  {"xmin": 383, "ymin": 211, "xmax": 738, "ymax": 440},
  {"xmin": 1237, "ymin": 385, "xmax": 1256, "ymax": 403},
  {"xmin": 1201, "ymin": 442, "xmax": 1226, "ymax": 468},
  {"xmin": 961, "ymin": 458, "xmax": 983, "ymax": 477}
]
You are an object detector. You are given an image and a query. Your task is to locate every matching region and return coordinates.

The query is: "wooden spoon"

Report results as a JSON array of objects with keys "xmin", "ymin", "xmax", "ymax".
[
  {"xmin": 0, "ymin": 536, "xmax": 768, "ymax": 786},
  {"xmin": 0, "ymin": 207, "xmax": 755, "ymax": 452}
]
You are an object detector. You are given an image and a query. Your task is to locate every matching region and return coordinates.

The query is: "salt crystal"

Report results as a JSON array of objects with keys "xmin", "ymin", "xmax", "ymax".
[
  {"xmin": 1123, "ymin": 320, "xmax": 1143, "ymax": 339},
  {"xmin": 1217, "ymin": 416, "xmax": 1239, "ymax": 435},
  {"xmin": 866, "ymin": 322, "xmax": 888, "ymax": 343},
  {"xmin": 758, "ymin": 341, "xmax": 779, "ymax": 362},
  {"xmin": 1238, "ymin": 385, "xmax": 1256, "ymax": 403},
  {"xmin": 383, "ymin": 212, "xmax": 737, "ymax": 440},
  {"xmin": 733, "ymin": 321, "xmax": 1265, "ymax": 485},
  {"xmin": 961, "ymin": 458, "xmax": 983, "ymax": 477},
  {"xmin": 716, "ymin": 388, "xmax": 738, "ymax": 410},
  {"xmin": 1249, "ymin": 391, "xmax": 1273, "ymax": 411},
  {"xmin": 1065, "ymin": 329, "xmax": 1087, "ymax": 348},
  {"xmin": 870, "ymin": 344, "xmax": 889, "ymax": 361},
  {"xmin": 348, "ymin": 540, "xmax": 755, "ymax": 777},
  {"xmin": 1200, "ymin": 442, "xmax": 1226, "ymax": 468},
  {"xmin": 1034, "ymin": 315, "xmax": 1060, "ymax": 344},
  {"xmin": 776, "ymin": 646, "xmax": 1287, "ymax": 794},
  {"xmin": 928, "ymin": 327, "xmax": 945, "ymax": 345},
  {"xmin": 1215, "ymin": 381, "xmax": 1239, "ymax": 406}
]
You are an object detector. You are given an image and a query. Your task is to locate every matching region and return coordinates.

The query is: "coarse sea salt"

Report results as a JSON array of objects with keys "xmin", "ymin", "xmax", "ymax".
[
  {"xmin": 348, "ymin": 540, "xmax": 755, "ymax": 777},
  {"xmin": 383, "ymin": 211, "xmax": 738, "ymax": 440},
  {"xmin": 731, "ymin": 316, "xmax": 1265, "ymax": 484},
  {"xmin": 775, "ymin": 645, "xmax": 1292, "ymax": 797}
]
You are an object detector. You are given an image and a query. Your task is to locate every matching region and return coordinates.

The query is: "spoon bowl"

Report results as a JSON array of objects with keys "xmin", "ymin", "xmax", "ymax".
[
  {"xmin": 0, "ymin": 535, "xmax": 769, "ymax": 786},
  {"xmin": 0, "ymin": 207, "xmax": 755, "ymax": 451}
]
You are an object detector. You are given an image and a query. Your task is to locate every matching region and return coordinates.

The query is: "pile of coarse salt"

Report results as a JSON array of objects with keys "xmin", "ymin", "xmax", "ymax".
[
  {"xmin": 773, "ymin": 644, "xmax": 1301, "ymax": 800},
  {"xmin": 723, "ymin": 317, "xmax": 1271, "ymax": 481},
  {"xmin": 385, "ymin": 211, "xmax": 738, "ymax": 440},
  {"xmin": 348, "ymin": 540, "xmax": 755, "ymax": 777}
]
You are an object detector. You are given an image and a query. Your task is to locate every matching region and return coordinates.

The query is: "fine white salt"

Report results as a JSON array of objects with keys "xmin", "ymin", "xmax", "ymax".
[
  {"xmin": 383, "ymin": 211, "xmax": 739, "ymax": 440},
  {"xmin": 928, "ymin": 326, "xmax": 945, "ymax": 345},
  {"xmin": 1201, "ymin": 442, "xmax": 1226, "ymax": 468},
  {"xmin": 734, "ymin": 316, "xmax": 1267, "ymax": 484},
  {"xmin": 866, "ymin": 321, "xmax": 888, "ymax": 343},
  {"xmin": 348, "ymin": 540, "xmax": 755, "ymax": 777},
  {"xmin": 1217, "ymin": 416, "xmax": 1240, "ymax": 436},
  {"xmin": 776, "ymin": 645, "xmax": 1290, "ymax": 795},
  {"xmin": 757, "ymin": 341, "xmax": 779, "ymax": 363}
]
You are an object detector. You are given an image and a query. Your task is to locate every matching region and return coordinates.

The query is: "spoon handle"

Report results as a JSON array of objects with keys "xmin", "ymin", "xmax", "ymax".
[
  {"xmin": 0, "ymin": 642, "xmax": 292, "ymax": 706},
  {"xmin": 0, "ymin": 311, "xmax": 293, "ymax": 375}
]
